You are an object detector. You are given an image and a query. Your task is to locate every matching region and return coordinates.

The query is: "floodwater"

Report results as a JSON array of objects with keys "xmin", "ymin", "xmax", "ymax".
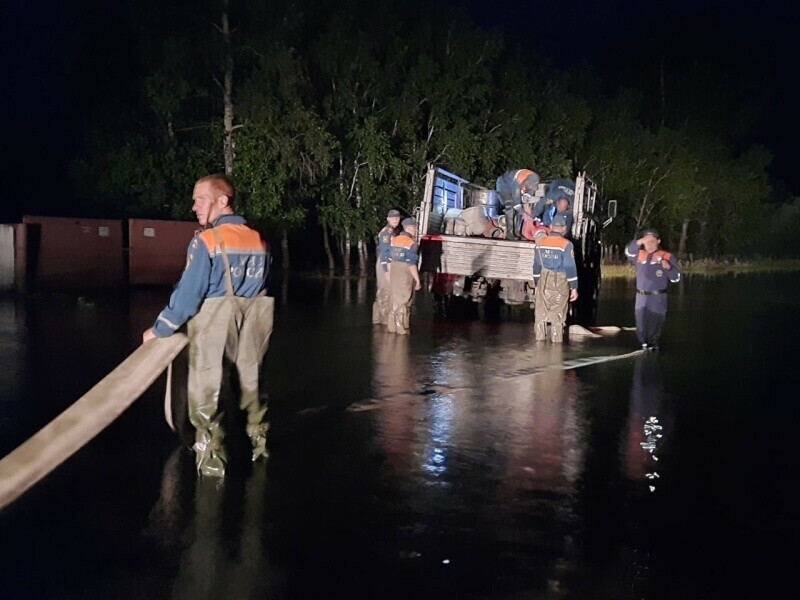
[{"xmin": 1, "ymin": 273, "xmax": 799, "ymax": 599}]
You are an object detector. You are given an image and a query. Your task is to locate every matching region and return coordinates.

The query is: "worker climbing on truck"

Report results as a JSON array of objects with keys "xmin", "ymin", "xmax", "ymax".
[
  {"xmin": 495, "ymin": 168, "xmax": 540, "ymax": 240},
  {"xmin": 534, "ymin": 178, "xmax": 575, "ymax": 231}
]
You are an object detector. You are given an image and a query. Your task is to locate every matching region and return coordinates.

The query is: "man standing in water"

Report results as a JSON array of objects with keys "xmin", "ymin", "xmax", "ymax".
[
  {"xmin": 532, "ymin": 214, "xmax": 579, "ymax": 342},
  {"xmin": 373, "ymin": 209, "xmax": 401, "ymax": 325},
  {"xmin": 625, "ymin": 227, "xmax": 682, "ymax": 350},
  {"xmin": 387, "ymin": 217, "xmax": 422, "ymax": 334},
  {"xmin": 142, "ymin": 174, "xmax": 274, "ymax": 477}
]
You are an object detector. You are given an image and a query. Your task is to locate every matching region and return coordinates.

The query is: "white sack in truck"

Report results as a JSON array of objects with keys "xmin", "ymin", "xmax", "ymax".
[{"xmin": 452, "ymin": 206, "xmax": 505, "ymax": 238}]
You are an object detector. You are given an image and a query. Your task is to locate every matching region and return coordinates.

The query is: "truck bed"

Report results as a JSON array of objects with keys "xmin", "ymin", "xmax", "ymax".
[{"xmin": 419, "ymin": 234, "xmax": 536, "ymax": 281}]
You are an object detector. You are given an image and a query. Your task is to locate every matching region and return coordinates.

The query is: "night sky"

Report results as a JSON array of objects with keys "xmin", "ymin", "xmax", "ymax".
[{"xmin": 3, "ymin": 0, "xmax": 798, "ymax": 222}]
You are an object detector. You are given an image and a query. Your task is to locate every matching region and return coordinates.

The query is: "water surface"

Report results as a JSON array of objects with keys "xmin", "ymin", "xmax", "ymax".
[{"xmin": 1, "ymin": 273, "xmax": 798, "ymax": 599}]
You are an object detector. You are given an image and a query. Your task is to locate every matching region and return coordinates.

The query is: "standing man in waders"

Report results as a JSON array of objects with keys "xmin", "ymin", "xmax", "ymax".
[
  {"xmin": 532, "ymin": 214, "xmax": 579, "ymax": 342},
  {"xmin": 625, "ymin": 228, "xmax": 681, "ymax": 350},
  {"xmin": 373, "ymin": 209, "xmax": 401, "ymax": 325},
  {"xmin": 387, "ymin": 217, "xmax": 422, "ymax": 335},
  {"xmin": 142, "ymin": 174, "xmax": 274, "ymax": 477}
]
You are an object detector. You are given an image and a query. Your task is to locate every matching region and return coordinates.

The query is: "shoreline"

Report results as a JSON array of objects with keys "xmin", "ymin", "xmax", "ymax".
[
  {"xmin": 296, "ymin": 258, "xmax": 800, "ymax": 281},
  {"xmin": 600, "ymin": 258, "xmax": 800, "ymax": 278}
]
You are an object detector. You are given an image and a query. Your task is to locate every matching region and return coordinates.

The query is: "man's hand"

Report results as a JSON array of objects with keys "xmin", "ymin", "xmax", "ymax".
[
  {"xmin": 661, "ymin": 259, "xmax": 671, "ymax": 269},
  {"xmin": 414, "ymin": 279, "xmax": 422, "ymax": 291},
  {"xmin": 142, "ymin": 328, "xmax": 157, "ymax": 344},
  {"xmin": 569, "ymin": 289, "xmax": 579, "ymax": 302}
]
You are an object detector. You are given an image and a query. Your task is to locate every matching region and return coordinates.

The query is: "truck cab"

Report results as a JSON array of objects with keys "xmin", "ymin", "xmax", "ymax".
[{"xmin": 414, "ymin": 165, "xmax": 616, "ymax": 324}]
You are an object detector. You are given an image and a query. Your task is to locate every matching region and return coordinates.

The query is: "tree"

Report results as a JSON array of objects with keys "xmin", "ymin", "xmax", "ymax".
[{"xmin": 235, "ymin": 46, "xmax": 333, "ymax": 269}]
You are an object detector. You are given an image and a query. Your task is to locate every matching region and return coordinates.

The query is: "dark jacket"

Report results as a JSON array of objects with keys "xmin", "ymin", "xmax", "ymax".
[
  {"xmin": 153, "ymin": 215, "xmax": 270, "ymax": 337},
  {"xmin": 625, "ymin": 240, "xmax": 681, "ymax": 292}
]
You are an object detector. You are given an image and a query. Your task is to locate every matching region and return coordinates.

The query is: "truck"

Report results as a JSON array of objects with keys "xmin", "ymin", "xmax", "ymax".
[{"xmin": 414, "ymin": 165, "xmax": 617, "ymax": 324}]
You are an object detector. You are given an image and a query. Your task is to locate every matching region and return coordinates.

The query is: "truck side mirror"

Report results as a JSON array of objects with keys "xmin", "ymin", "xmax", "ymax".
[{"xmin": 607, "ymin": 200, "xmax": 617, "ymax": 219}]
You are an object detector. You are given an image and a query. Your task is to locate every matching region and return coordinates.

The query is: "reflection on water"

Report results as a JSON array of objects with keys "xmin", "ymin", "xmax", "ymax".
[
  {"xmin": 623, "ymin": 353, "xmax": 668, "ymax": 483},
  {"xmin": 372, "ymin": 327, "xmax": 589, "ymax": 590},
  {"xmin": 0, "ymin": 300, "xmax": 25, "ymax": 441},
  {"xmin": 1, "ymin": 273, "xmax": 799, "ymax": 599},
  {"xmin": 145, "ymin": 450, "xmax": 282, "ymax": 599},
  {"xmin": 620, "ymin": 353, "xmax": 672, "ymax": 598}
]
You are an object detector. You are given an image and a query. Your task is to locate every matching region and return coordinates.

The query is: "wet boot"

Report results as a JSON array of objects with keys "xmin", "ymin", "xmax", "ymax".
[
  {"xmin": 379, "ymin": 295, "xmax": 390, "ymax": 326},
  {"xmin": 193, "ymin": 417, "xmax": 227, "ymax": 478},
  {"xmin": 239, "ymin": 383, "xmax": 269, "ymax": 462},
  {"xmin": 550, "ymin": 320, "xmax": 564, "ymax": 343},
  {"xmin": 372, "ymin": 301, "xmax": 382, "ymax": 325},
  {"xmin": 247, "ymin": 422, "xmax": 270, "ymax": 462},
  {"xmin": 534, "ymin": 321, "xmax": 547, "ymax": 342},
  {"xmin": 395, "ymin": 306, "xmax": 410, "ymax": 335}
]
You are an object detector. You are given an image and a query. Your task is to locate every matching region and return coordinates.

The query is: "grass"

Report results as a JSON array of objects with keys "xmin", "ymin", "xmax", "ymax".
[
  {"xmin": 278, "ymin": 258, "xmax": 800, "ymax": 280},
  {"xmin": 600, "ymin": 258, "xmax": 800, "ymax": 278}
]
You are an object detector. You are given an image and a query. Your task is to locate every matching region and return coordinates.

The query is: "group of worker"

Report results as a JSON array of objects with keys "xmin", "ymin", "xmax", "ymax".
[
  {"xmin": 495, "ymin": 168, "xmax": 575, "ymax": 241},
  {"xmin": 494, "ymin": 168, "xmax": 681, "ymax": 345},
  {"xmin": 140, "ymin": 171, "xmax": 680, "ymax": 479},
  {"xmin": 494, "ymin": 169, "xmax": 580, "ymax": 342}
]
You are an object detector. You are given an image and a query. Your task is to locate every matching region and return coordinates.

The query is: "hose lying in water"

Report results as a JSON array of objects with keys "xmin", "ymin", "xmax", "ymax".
[{"xmin": 0, "ymin": 334, "xmax": 188, "ymax": 511}]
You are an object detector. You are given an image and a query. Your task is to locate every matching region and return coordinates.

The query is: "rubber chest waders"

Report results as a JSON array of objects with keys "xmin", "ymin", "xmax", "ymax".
[
  {"xmin": 373, "ymin": 258, "xmax": 391, "ymax": 325},
  {"xmin": 165, "ymin": 229, "xmax": 274, "ymax": 477},
  {"xmin": 534, "ymin": 245, "xmax": 570, "ymax": 343},
  {"xmin": 388, "ymin": 262, "xmax": 414, "ymax": 334}
]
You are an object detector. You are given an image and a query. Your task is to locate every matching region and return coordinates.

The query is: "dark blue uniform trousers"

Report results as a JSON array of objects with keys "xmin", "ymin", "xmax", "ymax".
[{"xmin": 635, "ymin": 293, "xmax": 668, "ymax": 346}]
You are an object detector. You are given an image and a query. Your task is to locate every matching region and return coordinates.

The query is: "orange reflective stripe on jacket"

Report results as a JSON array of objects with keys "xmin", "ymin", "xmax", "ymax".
[
  {"xmin": 636, "ymin": 248, "xmax": 672, "ymax": 263},
  {"xmin": 514, "ymin": 169, "xmax": 535, "ymax": 185}
]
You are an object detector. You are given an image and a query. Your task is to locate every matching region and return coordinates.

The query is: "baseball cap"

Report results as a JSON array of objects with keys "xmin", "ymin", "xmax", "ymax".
[
  {"xmin": 545, "ymin": 178, "xmax": 576, "ymax": 203},
  {"xmin": 387, "ymin": 209, "xmax": 401, "ymax": 218}
]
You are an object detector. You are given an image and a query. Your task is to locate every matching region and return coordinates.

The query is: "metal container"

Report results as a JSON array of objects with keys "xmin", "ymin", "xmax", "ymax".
[{"xmin": 469, "ymin": 189, "xmax": 500, "ymax": 219}]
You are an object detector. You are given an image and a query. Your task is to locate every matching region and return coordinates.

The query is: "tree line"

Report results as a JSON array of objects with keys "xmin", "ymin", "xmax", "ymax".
[{"xmin": 70, "ymin": 0, "xmax": 797, "ymax": 272}]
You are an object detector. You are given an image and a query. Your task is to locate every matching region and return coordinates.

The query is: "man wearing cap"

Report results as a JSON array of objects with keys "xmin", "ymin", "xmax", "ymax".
[
  {"xmin": 387, "ymin": 217, "xmax": 422, "ymax": 334},
  {"xmin": 495, "ymin": 169, "xmax": 540, "ymax": 240},
  {"xmin": 532, "ymin": 213, "xmax": 579, "ymax": 342},
  {"xmin": 373, "ymin": 209, "xmax": 401, "ymax": 325},
  {"xmin": 534, "ymin": 178, "xmax": 575, "ymax": 231},
  {"xmin": 625, "ymin": 228, "xmax": 682, "ymax": 350}
]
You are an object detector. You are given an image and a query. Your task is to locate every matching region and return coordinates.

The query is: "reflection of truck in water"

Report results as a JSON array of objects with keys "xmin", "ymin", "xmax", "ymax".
[{"xmin": 414, "ymin": 165, "xmax": 617, "ymax": 324}]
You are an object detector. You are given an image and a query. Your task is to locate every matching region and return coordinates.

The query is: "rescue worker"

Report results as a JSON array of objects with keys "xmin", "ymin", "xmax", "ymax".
[
  {"xmin": 534, "ymin": 178, "xmax": 575, "ymax": 231},
  {"xmin": 373, "ymin": 209, "xmax": 401, "ymax": 325},
  {"xmin": 532, "ymin": 213, "xmax": 579, "ymax": 342},
  {"xmin": 495, "ymin": 169, "xmax": 540, "ymax": 240},
  {"xmin": 625, "ymin": 227, "xmax": 681, "ymax": 350},
  {"xmin": 142, "ymin": 174, "xmax": 274, "ymax": 477},
  {"xmin": 387, "ymin": 217, "xmax": 422, "ymax": 334}
]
